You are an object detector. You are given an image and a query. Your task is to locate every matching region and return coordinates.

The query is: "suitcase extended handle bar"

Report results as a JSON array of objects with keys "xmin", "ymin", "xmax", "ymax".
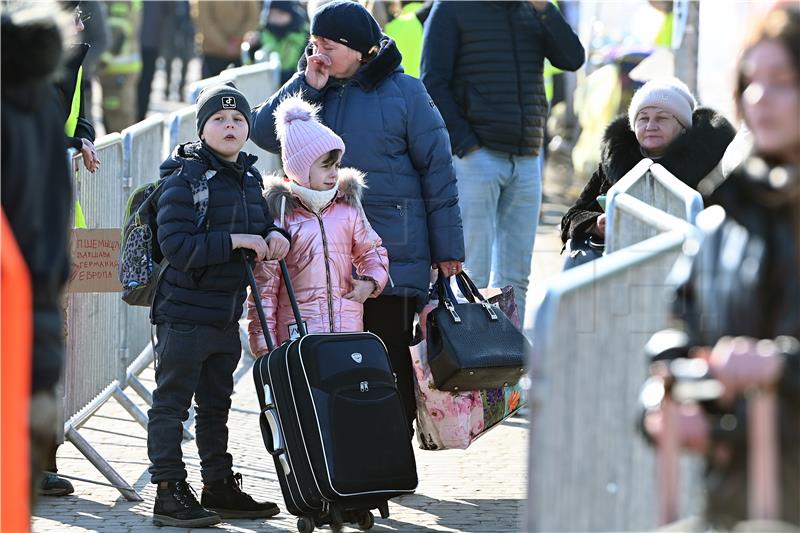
[{"xmin": 242, "ymin": 250, "xmax": 307, "ymax": 350}]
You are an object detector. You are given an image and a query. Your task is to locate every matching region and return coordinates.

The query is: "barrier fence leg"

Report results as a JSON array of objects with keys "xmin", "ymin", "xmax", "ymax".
[
  {"xmin": 128, "ymin": 367, "xmax": 195, "ymax": 441},
  {"xmin": 128, "ymin": 375, "xmax": 153, "ymax": 406},
  {"xmin": 112, "ymin": 385, "xmax": 149, "ymax": 432},
  {"xmin": 65, "ymin": 425, "xmax": 142, "ymax": 502}
]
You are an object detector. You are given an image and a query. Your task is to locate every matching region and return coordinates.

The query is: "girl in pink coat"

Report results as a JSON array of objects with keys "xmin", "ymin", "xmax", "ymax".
[{"xmin": 248, "ymin": 96, "xmax": 389, "ymax": 352}]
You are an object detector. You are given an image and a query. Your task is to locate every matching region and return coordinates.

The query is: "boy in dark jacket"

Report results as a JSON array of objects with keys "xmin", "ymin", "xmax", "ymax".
[{"xmin": 147, "ymin": 83, "xmax": 289, "ymax": 528}]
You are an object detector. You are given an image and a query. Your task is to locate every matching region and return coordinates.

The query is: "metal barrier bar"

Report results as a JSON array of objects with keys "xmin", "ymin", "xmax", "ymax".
[
  {"xmin": 166, "ymin": 105, "xmax": 196, "ymax": 158},
  {"xmin": 65, "ymin": 135, "xmax": 126, "ymax": 421},
  {"xmin": 526, "ymin": 227, "xmax": 705, "ymax": 531},
  {"xmin": 121, "ymin": 117, "xmax": 165, "ymax": 365},
  {"xmin": 64, "ymin": 424, "xmax": 142, "ymax": 502},
  {"xmin": 606, "ymin": 193, "xmax": 695, "ymax": 253}
]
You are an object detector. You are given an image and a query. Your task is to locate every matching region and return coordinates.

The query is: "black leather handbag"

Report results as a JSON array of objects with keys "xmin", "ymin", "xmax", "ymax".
[{"xmin": 426, "ymin": 271, "xmax": 529, "ymax": 391}]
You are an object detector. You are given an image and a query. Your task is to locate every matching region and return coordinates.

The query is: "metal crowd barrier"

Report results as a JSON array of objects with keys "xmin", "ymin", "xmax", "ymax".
[
  {"xmin": 64, "ymin": 134, "xmax": 142, "ymax": 501},
  {"xmin": 606, "ymin": 194, "xmax": 694, "ymax": 253},
  {"xmin": 166, "ymin": 105, "xmax": 197, "ymax": 157},
  {"xmin": 606, "ymin": 160, "xmax": 704, "ymax": 253},
  {"xmin": 526, "ymin": 222, "xmax": 704, "ymax": 531}
]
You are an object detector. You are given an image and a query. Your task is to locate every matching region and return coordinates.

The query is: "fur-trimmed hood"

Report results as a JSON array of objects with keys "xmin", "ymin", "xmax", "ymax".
[
  {"xmin": 297, "ymin": 36, "xmax": 403, "ymax": 92},
  {"xmin": 600, "ymin": 107, "xmax": 736, "ymax": 188},
  {"xmin": 264, "ymin": 167, "xmax": 367, "ymax": 216}
]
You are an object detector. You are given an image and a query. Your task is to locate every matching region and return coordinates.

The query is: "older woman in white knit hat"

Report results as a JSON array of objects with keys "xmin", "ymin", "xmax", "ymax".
[{"xmin": 561, "ymin": 77, "xmax": 736, "ymax": 259}]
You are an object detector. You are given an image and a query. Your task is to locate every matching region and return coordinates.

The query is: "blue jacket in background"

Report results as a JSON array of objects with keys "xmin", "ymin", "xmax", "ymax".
[
  {"xmin": 251, "ymin": 38, "xmax": 465, "ymax": 303},
  {"xmin": 153, "ymin": 141, "xmax": 280, "ymax": 326},
  {"xmin": 421, "ymin": 1, "xmax": 585, "ymax": 157}
]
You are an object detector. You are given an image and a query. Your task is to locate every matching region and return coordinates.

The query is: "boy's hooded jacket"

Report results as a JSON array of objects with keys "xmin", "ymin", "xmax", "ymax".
[
  {"xmin": 153, "ymin": 141, "xmax": 284, "ymax": 326},
  {"xmin": 248, "ymin": 168, "xmax": 389, "ymax": 350}
]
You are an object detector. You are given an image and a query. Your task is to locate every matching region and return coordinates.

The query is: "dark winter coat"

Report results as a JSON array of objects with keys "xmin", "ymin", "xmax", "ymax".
[
  {"xmin": 251, "ymin": 37, "xmax": 464, "ymax": 303},
  {"xmin": 55, "ymin": 42, "xmax": 96, "ymax": 150},
  {"xmin": 560, "ymin": 108, "xmax": 736, "ymax": 243},
  {"xmin": 421, "ymin": 1, "xmax": 584, "ymax": 157},
  {"xmin": 658, "ymin": 157, "xmax": 800, "ymax": 528},
  {"xmin": 1, "ymin": 10, "xmax": 72, "ymax": 392},
  {"xmin": 153, "ymin": 142, "xmax": 283, "ymax": 326}
]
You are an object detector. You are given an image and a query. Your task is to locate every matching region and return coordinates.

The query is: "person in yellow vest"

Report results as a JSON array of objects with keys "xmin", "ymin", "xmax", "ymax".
[
  {"xmin": 98, "ymin": 0, "xmax": 142, "ymax": 133},
  {"xmin": 57, "ymin": 1, "xmax": 99, "ymax": 229},
  {"xmin": 383, "ymin": 1, "xmax": 431, "ymax": 78}
]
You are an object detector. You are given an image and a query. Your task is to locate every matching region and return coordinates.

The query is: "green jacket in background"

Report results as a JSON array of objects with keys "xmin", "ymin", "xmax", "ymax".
[{"xmin": 384, "ymin": 2, "xmax": 424, "ymax": 78}]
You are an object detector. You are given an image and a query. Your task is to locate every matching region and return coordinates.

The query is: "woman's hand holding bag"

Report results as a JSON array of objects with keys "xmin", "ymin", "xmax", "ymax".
[{"xmin": 425, "ymin": 271, "xmax": 529, "ymax": 391}]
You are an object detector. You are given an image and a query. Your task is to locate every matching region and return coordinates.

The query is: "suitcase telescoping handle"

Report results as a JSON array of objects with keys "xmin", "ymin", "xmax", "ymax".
[{"xmin": 242, "ymin": 250, "xmax": 307, "ymax": 352}]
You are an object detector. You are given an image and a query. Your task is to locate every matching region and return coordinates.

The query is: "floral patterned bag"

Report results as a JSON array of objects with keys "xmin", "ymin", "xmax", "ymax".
[{"xmin": 412, "ymin": 285, "xmax": 527, "ymax": 450}]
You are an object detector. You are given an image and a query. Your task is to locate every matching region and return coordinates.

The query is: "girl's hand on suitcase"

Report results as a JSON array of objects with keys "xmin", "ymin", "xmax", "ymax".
[
  {"xmin": 343, "ymin": 278, "xmax": 376, "ymax": 303},
  {"xmin": 231, "ymin": 234, "xmax": 268, "ymax": 261},
  {"xmin": 265, "ymin": 232, "xmax": 290, "ymax": 260}
]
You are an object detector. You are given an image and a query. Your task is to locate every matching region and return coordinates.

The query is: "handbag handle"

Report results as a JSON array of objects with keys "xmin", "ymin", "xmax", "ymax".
[{"xmin": 434, "ymin": 270, "xmax": 498, "ymax": 322}]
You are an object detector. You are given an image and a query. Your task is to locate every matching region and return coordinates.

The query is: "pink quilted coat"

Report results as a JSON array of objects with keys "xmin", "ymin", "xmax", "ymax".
[{"xmin": 248, "ymin": 168, "xmax": 390, "ymax": 353}]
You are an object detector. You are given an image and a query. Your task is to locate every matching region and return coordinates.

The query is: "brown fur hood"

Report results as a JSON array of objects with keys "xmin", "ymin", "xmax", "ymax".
[{"xmin": 263, "ymin": 167, "xmax": 368, "ymax": 216}]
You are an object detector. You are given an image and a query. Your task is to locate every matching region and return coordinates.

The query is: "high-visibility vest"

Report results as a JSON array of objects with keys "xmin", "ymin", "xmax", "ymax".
[
  {"xmin": 0, "ymin": 208, "xmax": 33, "ymax": 533},
  {"xmin": 64, "ymin": 65, "xmax": 88, "ymax": 229},
  {"xmin": 384, "ymin": 2, "xmax": 425, "ymax": 78},
  {"xmin": 101, "ymin": 1, "xmax": 143, "ymax": 76}
]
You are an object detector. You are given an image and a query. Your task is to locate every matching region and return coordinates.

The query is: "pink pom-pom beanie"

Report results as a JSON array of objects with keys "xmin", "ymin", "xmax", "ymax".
[{"xmin": 274, "ymin": 95, "xmax": 345, "ymax": 187}]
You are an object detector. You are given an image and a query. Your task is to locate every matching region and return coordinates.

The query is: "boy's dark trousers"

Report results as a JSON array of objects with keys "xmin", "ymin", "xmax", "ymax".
[{"xmin": 147, "ymin": 321, "xmax": 241, "ymax": 483}]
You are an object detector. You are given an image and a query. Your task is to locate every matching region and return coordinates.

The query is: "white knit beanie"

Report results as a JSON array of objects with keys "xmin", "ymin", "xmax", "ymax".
[
  {"xmin": 274, "ymin": 95, "xmax": 345, "ymax": 187},
  {"xmin": 628, "ymin": 77, "xmax": 697, "ymax": 130}
]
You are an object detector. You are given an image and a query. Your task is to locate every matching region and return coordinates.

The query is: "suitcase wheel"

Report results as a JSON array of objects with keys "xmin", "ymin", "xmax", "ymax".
[
  {"xmin": 357, "ymin": 511, "xmax": 375, "ymax": 531},
  {"xmin": 297, "ymin": 517, "xmax": 315, "ymax": 533}
]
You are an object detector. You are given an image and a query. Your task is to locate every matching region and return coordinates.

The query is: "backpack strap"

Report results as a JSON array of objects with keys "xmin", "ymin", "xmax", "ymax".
[{"xmin": 188, "ymin": 169, "xmax": 215, "ymax": 228}]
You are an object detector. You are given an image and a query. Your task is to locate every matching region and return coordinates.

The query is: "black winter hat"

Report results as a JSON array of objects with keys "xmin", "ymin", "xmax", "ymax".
[
  {"xmin": 195, "ymin": 82, "xmax": 252, "ymax": 138},
  {"xmin": 310, "ymin": 0, "xmax": 382, "ymax": 56}
]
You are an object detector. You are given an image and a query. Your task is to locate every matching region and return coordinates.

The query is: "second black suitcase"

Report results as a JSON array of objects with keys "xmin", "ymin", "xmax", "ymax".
[{"xmin": 246, "ymin": 258, "xmax": 418, "ymax": 533}]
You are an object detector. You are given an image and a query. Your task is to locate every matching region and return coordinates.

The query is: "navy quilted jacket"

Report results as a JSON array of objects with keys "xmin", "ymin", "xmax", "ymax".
[
  {"xmin": 251, "ymin": 38, "xmax": 464, "ymax": 302},
  {"xmin": 153, "ymin": 141, "xmax": 279, "ymax": 326}
]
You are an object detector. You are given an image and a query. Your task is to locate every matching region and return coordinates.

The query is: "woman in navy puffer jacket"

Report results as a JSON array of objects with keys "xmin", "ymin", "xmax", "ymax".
[{"xmin": 251, "ymin": 0, "xmax": 465, "ymax": 436}]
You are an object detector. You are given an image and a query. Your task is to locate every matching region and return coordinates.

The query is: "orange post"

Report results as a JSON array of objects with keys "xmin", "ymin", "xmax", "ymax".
[{"xmin": 0, "ymin": 208, "xmax": 33, "ymax": 533}]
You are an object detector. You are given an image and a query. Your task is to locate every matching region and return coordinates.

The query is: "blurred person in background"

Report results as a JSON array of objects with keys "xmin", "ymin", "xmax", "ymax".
[
  {"xmin": 161, "ymin": 0, "xmax": 194, "ymax": 101},
  {"xmin": 243, "ymin": 0, "xmax": 308, "ymax": 84},
  {"xmin": 193, "ymin": 0, "xmax": 260, "ymax": 78},
  {"xmin": 560, "ymin": 77, "xmax": 735, "ymax": 248},
  {"xmin": 382, "ymin": 1, "xmax": 432, "ymax": 79},
  {"xmin": 58, "ymin": 0, "xmax": 100, "ymax": 178},
  {"xmin": 643, "ymin": 4, "xmax": 800, "ymax": 529},
  {"xmin": 1, "ymin": 0, "xmax": 74, "ymax": 506},
  {"xmin": 422, "ymin": 0, "xmax": 584, "ymax": 318},
  {"xmin": 136, "ymin": 0, "xmax": 170, "ymax": 121},
  {"xmin": 98, "ymin": 0, "xmax": 141, "ymax": 133},
  {"xmin": 75, "ymin": 0, "xmax": 108, "ymax": 124}
]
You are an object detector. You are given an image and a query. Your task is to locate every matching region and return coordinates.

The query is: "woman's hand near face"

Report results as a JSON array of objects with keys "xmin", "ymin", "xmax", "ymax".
[{"xmin": 305, "ymin": 53, "xmax": 331, "ymax": 90}]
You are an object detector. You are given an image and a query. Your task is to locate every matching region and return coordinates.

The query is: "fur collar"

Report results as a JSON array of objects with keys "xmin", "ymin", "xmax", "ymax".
[
  {"xmin": 601, "ymin": 107, "xmax": 736, "ymax": 189},
  {"xmin": 297, "ymin": 36, "xmax": 402, "ymax": 92},
  {"xmin": 264, "ymin": 167, "xmax": 367, "ymax": 217}
]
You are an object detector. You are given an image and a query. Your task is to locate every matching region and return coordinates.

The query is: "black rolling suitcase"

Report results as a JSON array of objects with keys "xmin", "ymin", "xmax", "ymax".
[{"xmin": 245, "ymin": 257, "xmax": 418, "ymax": 533}]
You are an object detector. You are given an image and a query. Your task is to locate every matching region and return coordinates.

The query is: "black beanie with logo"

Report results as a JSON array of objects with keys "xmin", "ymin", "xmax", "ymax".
[{"xmin": 195, "ymin": 82, "xmax": 252, "ymax": 138}]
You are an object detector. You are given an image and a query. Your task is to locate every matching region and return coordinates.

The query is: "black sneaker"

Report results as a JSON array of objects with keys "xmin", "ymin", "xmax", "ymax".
[
  {"xmin": 201, "ymin": 473, "xmax": 280, "ymax": 519},
  {"xmin": 153, "ymin": 480, "xmax": 221, "ymax": 528},
  {"xmin": 40, "ymin": 473, "xmax": 75, "ymax": 496}
]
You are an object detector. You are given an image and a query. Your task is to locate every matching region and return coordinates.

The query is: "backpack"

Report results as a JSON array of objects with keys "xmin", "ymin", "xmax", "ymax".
[{"xmin": 118, "ymin": 169, "xmax": 214, "ymax": 306}]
